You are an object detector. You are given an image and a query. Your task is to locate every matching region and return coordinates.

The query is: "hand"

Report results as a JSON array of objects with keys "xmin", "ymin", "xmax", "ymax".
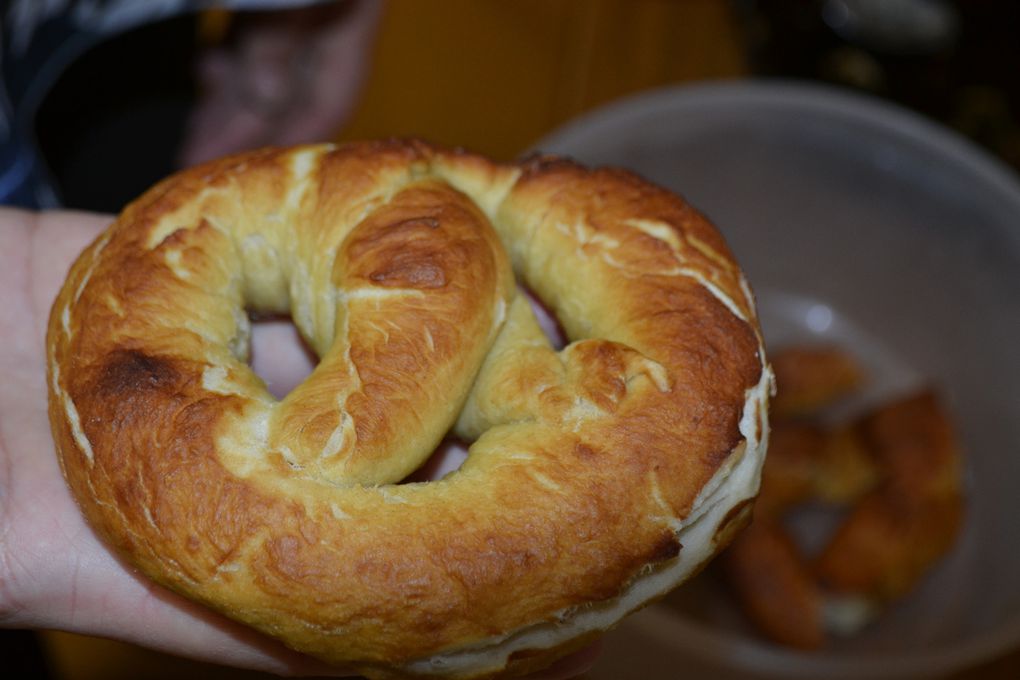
[
  {"xmin": 0, "ymin": 208, "xmax": 598, "ymax": 678},
  {"xmin": 177, "ymin": 0, "xmax": 383, "ymax": 168}
]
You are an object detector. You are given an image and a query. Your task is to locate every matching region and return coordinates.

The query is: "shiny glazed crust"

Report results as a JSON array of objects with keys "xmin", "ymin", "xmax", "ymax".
[{"xmin": 46, "ymin": 139, "xmax": 771, "ymax": 678}]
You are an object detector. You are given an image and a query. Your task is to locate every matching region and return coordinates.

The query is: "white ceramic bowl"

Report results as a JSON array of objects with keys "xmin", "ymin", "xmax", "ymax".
[{"xmin": 535, "ymin": 81, "xmax": 1020, "ymax": 679}]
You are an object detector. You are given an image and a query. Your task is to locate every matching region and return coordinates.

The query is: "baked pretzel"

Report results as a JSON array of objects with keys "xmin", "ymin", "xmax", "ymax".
[
  {"xmin": 46, "ymin": 139, "xmax": 771, "ymax": 679},
  {"xmin": 723, "ymin": 346, "xmax": 963, "ymax": 649}
]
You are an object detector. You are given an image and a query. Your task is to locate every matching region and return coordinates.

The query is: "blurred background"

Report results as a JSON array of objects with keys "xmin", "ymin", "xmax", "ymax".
[
  {"xmin": 4, "ymin": 0, "xmax": 1020, "ymax": 678},
  {"xmin": 9, "ymin": 0, "xmax": 1019, "ymax": 211},
  {"xmin": 344, "ymin": 0, "xmax": 1020, "ymax": 166}
]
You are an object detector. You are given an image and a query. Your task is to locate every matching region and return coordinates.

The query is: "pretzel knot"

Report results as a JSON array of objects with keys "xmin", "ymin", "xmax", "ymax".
[{"xmin": 47, "ymin": 140, "xmax": 771, "ymax": 679}]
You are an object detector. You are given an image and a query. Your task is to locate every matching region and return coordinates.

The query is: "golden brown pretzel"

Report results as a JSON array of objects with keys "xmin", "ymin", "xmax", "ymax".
[{"xmin": 46, "ymin": 139, "xmax": 771, "ymax": 679}]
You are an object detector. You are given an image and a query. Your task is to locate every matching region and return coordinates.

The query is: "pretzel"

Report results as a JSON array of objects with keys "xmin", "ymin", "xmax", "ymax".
[
  {"xmin": 723, "ymin": 346, "xmax": 963, "ymax": 649},
  {"xmin": 47, "ymin": 139, "xmax": 771, "ymax": 679}
]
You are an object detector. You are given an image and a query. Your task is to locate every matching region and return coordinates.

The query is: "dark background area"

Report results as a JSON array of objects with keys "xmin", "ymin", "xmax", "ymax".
[
  {"xmin": 31, "ymin": 0, "xmax": 1020, "ymax": 216},
  {"xmin": 737, "ymin": 0, "xmax": 1020, "ymax": 171}
]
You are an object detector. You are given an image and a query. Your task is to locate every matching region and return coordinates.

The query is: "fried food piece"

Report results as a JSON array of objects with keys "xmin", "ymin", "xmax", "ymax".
[
  {"xmin": 815, "ymin": 493, "xmax": 962, "ymax": 601},
  {"xmin": 723, "ymin": 520, "xmax": 825, "ymax": 649},
  {"xmin": 770, "ymin": 346, "xmax": 864, "ymax": 418},
  {"xmin": 727, "ymin": 344, "xmax": 964, "ymax": 649},
  {"xmin": 759, "ymin": 421, "xmax": 879, "ymax": 516},
  {"xmin": 862, "ymin": 390, "xmax": 963, "ymax": 502},
  {"xmin": 811, "ymin": 424, "xmax": 881, "ymax": 504},
  {"xmin": 731, "ymin": 420, "xmax": 877, "ymax": 647},
  {"xmin": 816, "ymin": 391, "xmax": 964, "ymax": 601},
  {"xmin": 757, "ymin": 422, "xmax": 825, "ymax": 516}
]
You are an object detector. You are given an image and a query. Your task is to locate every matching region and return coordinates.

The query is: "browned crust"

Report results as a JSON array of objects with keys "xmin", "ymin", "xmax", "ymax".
[{"xmin": 47, "ymin": 140, "xmax": 767, "ymax": 677}]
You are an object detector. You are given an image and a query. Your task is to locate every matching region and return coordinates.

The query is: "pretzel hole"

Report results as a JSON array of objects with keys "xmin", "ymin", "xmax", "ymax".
[
  {"xmin": 248, "ymin": 311, "xmax": 317, "ymax": 400},
  {"xmin": 522, "ymin": 286, "xmax": 566, "ymax": 349},
  {"xmin": 402, "ymin": 437, "xmax": 471, "ymax": 483}
]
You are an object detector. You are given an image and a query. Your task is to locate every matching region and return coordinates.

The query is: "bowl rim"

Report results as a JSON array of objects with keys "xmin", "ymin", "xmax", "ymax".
[
  {"xmin": 535, "ymin": 79, "xmax": 1020, "ymax": 677},
  {"xmin": 536, "ymin": 78, "xmax": 1020, "ymax": 248}
]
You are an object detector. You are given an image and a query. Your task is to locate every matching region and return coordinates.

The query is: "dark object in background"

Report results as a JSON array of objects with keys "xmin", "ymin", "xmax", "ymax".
[
  {"xmin": 734, "ymin": 0, "xmax": 1020, "ymax": 171},
  {"xmin": 1, "ymin": 16, "xmax": 198, "ymax": 675},
  {"xmin": 0, "ymin": 629, "xmax": 54, "ymax": 678},
  {"xmin": 35, "ymin": 16, "xmax": 199, "ymax": 213}
]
